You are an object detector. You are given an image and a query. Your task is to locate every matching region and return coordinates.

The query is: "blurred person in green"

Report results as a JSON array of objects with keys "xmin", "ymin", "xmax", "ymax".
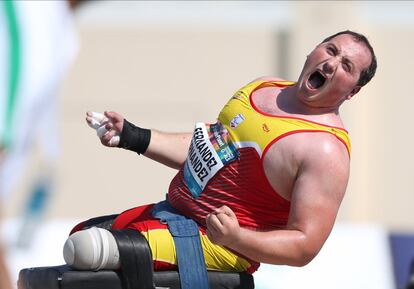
[{"xmin": 0, "ymin": 1, "xmax": 80, "ymax": 288}]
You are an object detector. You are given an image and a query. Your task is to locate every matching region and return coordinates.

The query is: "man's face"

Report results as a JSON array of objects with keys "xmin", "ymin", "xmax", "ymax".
[{"xmin": 296, "ymin": 34, "xmax": 372, "ymax": 109}]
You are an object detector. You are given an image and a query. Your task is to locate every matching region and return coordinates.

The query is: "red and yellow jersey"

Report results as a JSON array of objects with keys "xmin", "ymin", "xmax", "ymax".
[{"xmin": 168, "ymin": 80, "xmax": 351, "ymax": 231}]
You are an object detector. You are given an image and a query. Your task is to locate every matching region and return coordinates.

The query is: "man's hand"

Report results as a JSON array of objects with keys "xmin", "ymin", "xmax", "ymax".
[
  {"xmin": 206, "ymin": 205, "xmax": 241, "ymax": 247},
  {"xmin": 86, "ymin": 111, "xmax": 124, "ymax": 147}
]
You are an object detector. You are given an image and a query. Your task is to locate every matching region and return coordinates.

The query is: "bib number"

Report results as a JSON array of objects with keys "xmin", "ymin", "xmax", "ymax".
[{"xmin": 183, "ymin": 122, "xmax": 239, "ymax": 198}]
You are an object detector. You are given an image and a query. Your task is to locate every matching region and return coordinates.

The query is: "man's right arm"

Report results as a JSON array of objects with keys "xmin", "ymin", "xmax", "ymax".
[
  {"xmin": 87, "ymin": 111, "xmax": 191, "ymax": 169},
  {"xmin": 144, "ymin": 130, "xmax": 192, "ymax": 169}
]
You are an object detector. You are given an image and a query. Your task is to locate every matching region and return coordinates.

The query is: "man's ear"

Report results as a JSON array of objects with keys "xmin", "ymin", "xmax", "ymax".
[{"xmin": 346, "ymin": 86, "xmax": 361, "ymax": 100}]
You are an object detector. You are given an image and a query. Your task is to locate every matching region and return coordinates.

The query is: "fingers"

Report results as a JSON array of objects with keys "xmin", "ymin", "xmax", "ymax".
[
  {"xmin": 101, "ymin": 129, "xmax": 115, "ymax": 143},
  {"xmin": 86, "ymin": 111, "xmax": 108, "ymax": 130},
  {"xmin": 104, "ymin": 111, "xmax": 123, "ymax": 123},
  {"xmin": 86, "ymin": 116, "xmax": 100, "ymax": 130},
  {"xmin": 206, "ymin": 211, "xmax": 235, "ymax": 236},
  {"xmin": 206, "ymin": 208, "xmax": 240, "ymax": 246},
  {"xmin": 214, "ymin": 205, "xmax": 236, "ymax": 218},
  {"xmin": 207, "ymin": 206, "xmax": 235, "ymax": 226},
  {"xmin": 85, "ymin": 111, "xmax": 116, "ymax": 144},
  {"xmin": 91, "ymin": 111, "xmax": 107, "ymax": 122},
  {"xmin": 104, "ymin": 111, "xmax": 124, "ymax": 133},
  {"xmin": 105, "ymin": 122, "xmax": 113, "ymax": 130},
  {"xmin": 206, "ymin": 214, "xmax": 222, "ymax": 243},
  {"xmin": 97, "ymin": 125, "xmax": 109, "ymax": 138},
  {"xmin": 101, "ymin": 129, "xmax": 120, "ymax": 147},
  {"xmin": 206, "ymin": 213, "xmax": 223, "ymax": 232},
  {"xmin": 86, "ymin": 110, "xmax": 121, "ymax": 147},
  {"xmin": 108, "ymin": 135, "xmax": 120, "ymax": 147}
]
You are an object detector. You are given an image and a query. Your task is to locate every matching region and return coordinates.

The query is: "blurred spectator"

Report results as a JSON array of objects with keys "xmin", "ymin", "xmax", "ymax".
[{"xmin": 0, "ymin": 1, "xmax": 81, "ymax": 287}]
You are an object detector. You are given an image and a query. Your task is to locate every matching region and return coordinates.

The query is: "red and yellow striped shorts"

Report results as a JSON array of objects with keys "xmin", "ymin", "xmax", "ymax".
[{"xmin": 109, "ymin": 204, "xmax": 257, "ymax": 273}]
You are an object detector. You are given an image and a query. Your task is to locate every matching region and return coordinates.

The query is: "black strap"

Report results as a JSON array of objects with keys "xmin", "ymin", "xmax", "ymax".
[
  {"xmin": 83, "ymin": 214, "xmax": 119, "ymax": 230},
  {"xmin": 110, "ymin": 229, "xmax": 155, "ymax": 289},
  {"xmin": 118, "ymin": 119, "xmax": 151, "ymax": 155}
]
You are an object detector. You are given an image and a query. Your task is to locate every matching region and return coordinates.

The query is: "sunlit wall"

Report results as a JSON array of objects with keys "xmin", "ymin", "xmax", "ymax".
[{"xmin": 20, "ymin": 0, "xmax": 410, "ymax": 230}]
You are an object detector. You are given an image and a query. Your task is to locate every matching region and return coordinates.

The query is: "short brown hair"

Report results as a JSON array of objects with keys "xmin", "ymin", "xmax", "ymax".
[{"xmin": 322, "ymin": 30, "xmax": 377, "ymax": 87}]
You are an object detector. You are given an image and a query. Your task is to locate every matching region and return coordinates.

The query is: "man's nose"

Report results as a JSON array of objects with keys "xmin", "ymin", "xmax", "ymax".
[{"xmin": 323, "ymin": 58, "xmax": 338, "ymax": 74}]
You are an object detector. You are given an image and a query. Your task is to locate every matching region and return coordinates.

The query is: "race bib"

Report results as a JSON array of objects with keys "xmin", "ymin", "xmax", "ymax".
[{"xmin": 183, "ymin": 122, "xmax": 240, "ymax": 198}]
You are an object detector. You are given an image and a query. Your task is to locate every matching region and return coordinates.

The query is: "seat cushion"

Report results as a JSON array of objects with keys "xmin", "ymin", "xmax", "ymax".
[{"xmin": 18, "ymin": 265, "xmax": 255, "ymax": 289}]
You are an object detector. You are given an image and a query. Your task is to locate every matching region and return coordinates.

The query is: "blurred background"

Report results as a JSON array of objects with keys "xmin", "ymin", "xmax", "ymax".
[{"xmin": 1, "ymin": 1, "xmax": 414, "ymax": 289}]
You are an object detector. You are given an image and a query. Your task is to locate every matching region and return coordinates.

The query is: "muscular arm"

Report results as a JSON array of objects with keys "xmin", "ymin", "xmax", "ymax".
[
  {"xmin": 88, "ymin": 111, "xmax": 191, "ymax": 169},
  {"xmin": 207, "ymin": 135, "xmax": 350, "ymax": 266}
]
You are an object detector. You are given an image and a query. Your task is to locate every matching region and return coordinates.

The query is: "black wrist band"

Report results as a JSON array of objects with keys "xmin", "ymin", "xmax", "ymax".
[{"xmin": 118, "ymin": 119, "xmax": 151, "ymax": 155}]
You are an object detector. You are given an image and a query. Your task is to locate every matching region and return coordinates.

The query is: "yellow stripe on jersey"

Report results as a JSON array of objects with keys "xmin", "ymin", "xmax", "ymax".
[{"xmin": 218, "ymin": 80, "xmax": 351, "ymax": 156}]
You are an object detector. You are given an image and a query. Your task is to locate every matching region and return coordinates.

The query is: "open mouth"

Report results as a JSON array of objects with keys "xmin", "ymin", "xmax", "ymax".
[{"xmin": 307, "ymin": 70, "xmax": 326, "ymax": 90}]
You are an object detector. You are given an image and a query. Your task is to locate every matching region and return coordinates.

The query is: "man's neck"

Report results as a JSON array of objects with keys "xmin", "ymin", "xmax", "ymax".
[{"xmin": 277, "ymin": 85, "xmax": 341, "ymax": 117}]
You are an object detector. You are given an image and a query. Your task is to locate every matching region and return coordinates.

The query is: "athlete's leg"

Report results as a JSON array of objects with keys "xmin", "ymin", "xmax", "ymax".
[
  {"xmin": 63, "ymin": 227, "xmax": 120, "ymax": 270},
  {"xmin": 63, "ymin": 204, "xmax": 256, "ymax": 272},
  {"xmin": 64, "ymin": 204, "xmax": 154, "ymax": 270},
  {"xmin": 130, "ymin": 221, "xmax": 255, "ymax": 272},
  {"xmin": 122, "ymin": 206, "xmax": 255, "ymax": 272}
]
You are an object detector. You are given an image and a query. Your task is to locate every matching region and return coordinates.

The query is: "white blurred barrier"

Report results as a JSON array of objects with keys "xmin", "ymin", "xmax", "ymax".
[
  {"xmin": 2, "ymin": 220, "xmax": 395, "ymax": 289},
  {"xmin": 255, "ymin": 224, "xmax": 395, "ymax": 289},
  {"xmin": 2, "ymin": 218, "xmax": 81, "ymax": 288}
]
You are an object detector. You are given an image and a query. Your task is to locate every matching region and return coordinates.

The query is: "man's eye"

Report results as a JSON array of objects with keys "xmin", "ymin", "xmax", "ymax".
[
  {"xmin": 343, "ymin": 63, "xmax": 351, "ymax": 72},
  {"xmin": 327, "ymin": 46, "xmax": 336, "ymax": 55}
]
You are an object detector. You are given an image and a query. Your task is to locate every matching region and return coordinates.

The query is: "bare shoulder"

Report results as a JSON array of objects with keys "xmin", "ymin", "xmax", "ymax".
[
  {"xmin": 298, "ymin": 132, "xmax": 349, "ymax": 169},
  {"xmin": 264, "ymin": 131, "xmax": 349, "ymax": 201},
  {"xmin": 266, "ymin": 130, "xmax": 350, "ymax": 175},
  {"xmin": 294, "ymin": 132, "xmax": 350, "ymax": 202}
]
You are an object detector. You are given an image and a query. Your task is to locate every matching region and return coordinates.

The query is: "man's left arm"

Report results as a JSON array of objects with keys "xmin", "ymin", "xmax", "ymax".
[{"xmin": 206, "ymin": 138, "xmax": 350, "ymax": 266}]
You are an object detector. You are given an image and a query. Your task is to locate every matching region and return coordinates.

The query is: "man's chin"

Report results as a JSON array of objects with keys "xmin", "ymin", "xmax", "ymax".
[{"xmin": 298, "ymin": 84, "xmax": 320, "ymax": 100}]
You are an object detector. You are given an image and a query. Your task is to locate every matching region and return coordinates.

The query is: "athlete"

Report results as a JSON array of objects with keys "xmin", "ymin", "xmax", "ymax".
[{"xmin": 64, "ymin": 30, "xmax": 377, "ymax": 273}]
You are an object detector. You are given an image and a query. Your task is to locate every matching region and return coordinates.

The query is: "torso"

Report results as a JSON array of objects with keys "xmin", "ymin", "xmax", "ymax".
[
  {"xmin": 251, "ymin": 84, "xmax": 348, "ymax": 200},
  {"xmin": 168, "ymin": 79, "xmax": 350, "ymax": 230}
]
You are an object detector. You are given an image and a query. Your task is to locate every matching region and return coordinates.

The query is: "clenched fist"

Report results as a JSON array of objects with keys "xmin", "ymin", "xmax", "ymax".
[
  {"xmin": 86, "ymin": 111, "xmax": 124, "ymax": 147},
  {"xmin": 206, "ymin": 205, "xmax": 241, "ymax": 247}
]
